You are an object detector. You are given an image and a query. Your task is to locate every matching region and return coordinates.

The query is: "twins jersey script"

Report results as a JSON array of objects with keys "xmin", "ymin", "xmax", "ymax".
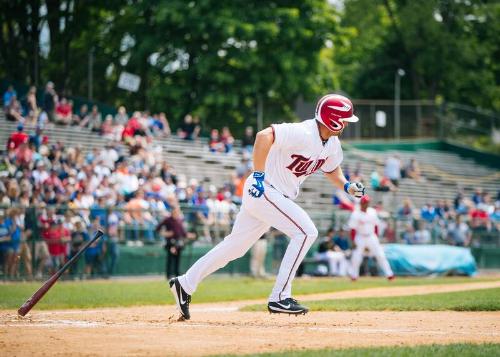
[
  {"xmin": 347, "ymin": 207, "xmax": 394, "ymax": 279},
  {"xmin": 178, "ymin": 119, "xmax": 345, "ymax": 304},
  {"xmin": 268, "ymin": 119, "xmax": 343, "ymax": 199}
]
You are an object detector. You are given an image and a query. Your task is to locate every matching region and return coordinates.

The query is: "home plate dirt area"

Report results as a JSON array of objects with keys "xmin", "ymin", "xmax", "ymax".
[{"xmin": 1, "ymin": 282, "xmax": 499, "ymax": 356}]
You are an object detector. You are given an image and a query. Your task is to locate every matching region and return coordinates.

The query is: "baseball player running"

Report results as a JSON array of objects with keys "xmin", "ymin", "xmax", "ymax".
[
  {"xmin": 170, "ymin": 94, "xmax": 365, "ymax": 319},
  {"xmin": 347, "ymin": 195, "xmax": 394, "ymax": 280}
]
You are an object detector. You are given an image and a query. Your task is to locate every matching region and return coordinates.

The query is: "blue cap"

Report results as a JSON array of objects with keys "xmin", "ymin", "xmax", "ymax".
[{"xmin": 17, "ymin": 124, "xmax": 24, "ymax": 131}]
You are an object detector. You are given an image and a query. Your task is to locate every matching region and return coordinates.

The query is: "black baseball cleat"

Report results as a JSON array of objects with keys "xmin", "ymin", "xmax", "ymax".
[
  {"xmin": 268, "ymin": 298, "xmax": 309, "ymax": 315},
  {"xmin": 169, "ymin": 277, "xmax": 191, "ymax": 320}
]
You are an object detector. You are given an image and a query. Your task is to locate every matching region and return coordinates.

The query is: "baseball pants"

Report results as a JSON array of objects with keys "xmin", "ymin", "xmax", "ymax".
[
  {"xmin": 179, "ymin": 178, "xmax": 318, "ymax": 302},
  {"xmin": 349, "ymin": 235, "xmax": 393, "ymax": 279}
]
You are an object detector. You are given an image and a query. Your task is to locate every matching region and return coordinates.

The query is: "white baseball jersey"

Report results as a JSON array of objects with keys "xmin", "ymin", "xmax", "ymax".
[
  {"xmin": 347, "ymin": 207, "xmax": 380, "ymax": 237},
  {"xmin": 347, "ymin": 207, "xmax": 394, "ymax": 279},
  {"xmin": 267, "ymin": 119, "xmax": 343, "ymax": 199}
]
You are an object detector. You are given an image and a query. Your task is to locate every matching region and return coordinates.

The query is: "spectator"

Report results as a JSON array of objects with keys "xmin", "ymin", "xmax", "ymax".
[
  {"xmin": 69, "ymin": 220, "xmax": 88, "ymax": 277},
  {"xmin": 404, "ymin": 158, "xmax": 422, "ymax": 181},
  {"xmin": 4, "ymin": 208, "xmax": 22, "ymax": 279},
  {"xmin": 158, "ymin": 112, "xmax": 171, "ymax": 137},
  {"xmin": 32, "ymin": 161, "xmax": 50, "ymax": 187},
  {"xmin": 44, "ymin": 216, "xmax": 70, "ymax": 273},
  {"xmin": 7, "ymin": 124, "xmax": 29, "ymax": 151},
  {"xmin": 0, "ymin": 210, "xmax": 11, "ymax": 277},
  {"xmin": 80, "ymin": 105, "xmax": 102, "ymax": 132},
  {"xmin": 156, "ymin": 207, "xmax": 195, "ymax": 279},
  {"xmin": 28, "ymin": 125, "xmax": 44, "ymax": 153},
  {"xmin": 447, "ymin": 215, "xmax": 471, "ymax": 246},
  {"xmin": 100, "ymin": 114, "xmax": 114, "ymax": 138},
  {"xmin": 177, "ymin": 114, "xmax": 200, "ymax": 140},
  {"xmin": 220, "ymin": 126, "xmax": 235, "ymax": 153},
  {"xmin": 6, "ymin": 96, "xmax": 24, "ymax": 122},
  {"xmin": 209, "ymin": 129, "xmax": 225, "ymax": 153},
  {"xmin": 55, "ymin": 97, "xmax": 73, "ymax": 125},
  {"xmin": 420, "ymin": 202, "xmax": 437, "ymax": 223},
  {"xmin": 471, "ymin": 188, "xmax": 483, "ymax": 206},
  {"xmin": 74, "ymin": 104, "xmax": 89, "ymax": 126},
  {"xmin": 413, "ymin": 220, "xmax": 431, "ymax": 244},
  {"xmin": 401, "ymin": 224, "xmax": 416, "ymax": 244},
  {"xmin": 3, "ymin": 85, "xmax": 17, "ymax": 108},
  {"xmin": 470, "ymin": 204, "xmax": 491, "ymax": 231},
  {"xmin": 241, "ymin": 126, "xmax": 255, "ymax": 153},
  {"xmin": 383, "ymin": 220, "xmax": 397, "ymax": 243},
  {"xmin": 370, "ymin": 168, "xmax": 396, "ymax": 192},
  {"xmin": 106, "ymin": 212, "xmax": 120, "ymax": 276},
  {"xmin": 84, "ymin": 217, "xmax": 106, "ymax": 277},
  {"xmin": 42, "ymin": 81, "xmax": 57, "ymax": 122},
  {"xmin": 26, "ymin": 86, "xmax": 39, "ymax": 124},
  {"xmin": 315, "ymin": 228, "xmax": 347, "ymax": 276},
  {"xmin": 114, "ymin": 106, "xmax": 129, "ymax": 126},
  {"xmin": 124, "ymin": 189, "xmax": 155, "ymax": 242},
  {"xmin": 384, "ymin": 154, "xmax": 401, "ymax": 187},
  {"xmin": 333, "ymin": 228, "xmax": 351, "ymax": 252}
]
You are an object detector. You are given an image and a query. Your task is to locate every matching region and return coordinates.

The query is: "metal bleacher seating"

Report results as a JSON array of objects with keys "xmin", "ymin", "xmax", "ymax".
[{"xmin": 1, "ymin": 111, "xmax": 498, "ymax": 219}]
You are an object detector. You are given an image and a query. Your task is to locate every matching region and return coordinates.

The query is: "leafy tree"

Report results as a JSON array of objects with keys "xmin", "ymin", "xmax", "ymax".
[{"xmin": 337, "ymin": 0, "xmax": 499, "ymax": 111}]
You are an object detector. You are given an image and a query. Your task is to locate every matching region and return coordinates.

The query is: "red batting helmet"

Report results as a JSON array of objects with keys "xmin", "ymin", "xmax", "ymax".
[
  {"xmin": 360, "ymin": 195, "xmax": 371, "ymax": 204},
  {"xmin": 315, "ymin": 94, "xmax": 359, "ymax": 133}
]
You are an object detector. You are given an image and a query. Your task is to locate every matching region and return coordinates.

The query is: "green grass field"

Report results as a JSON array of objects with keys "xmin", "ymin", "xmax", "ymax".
[
  {"xmin": 242, "ymin": 287, "xmax": 500, "ymax": 312},
  {"xmin": 0, "ymin": 276, "xmax": 497, "ymax": 310},
  {"xmin": 217, "ymin": 343, "xmax": 500, "ymax": 357}
]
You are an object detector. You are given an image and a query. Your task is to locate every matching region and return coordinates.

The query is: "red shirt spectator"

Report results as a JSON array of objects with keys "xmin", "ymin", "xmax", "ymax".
[
  {"xmin": 39, "ymin": 210, "xmax": 56, "ymax": 238},
  {"xmin": 7, "ymin": 125, "xmax": 29, "ymax": 150},
  {"xmin": 56, "ymin": 99, "xmax": 72, "ymax": 117},
  {"xmin": 470, "ymin": 207, "xmax": 490, "ymax": 228},
  {"xmin": 122, "ymin": 116, "xmax": 141, "ymax": 140},
  {"xmin": 44, "ymin": 225, "xmax": 70, "ymax": 256}
]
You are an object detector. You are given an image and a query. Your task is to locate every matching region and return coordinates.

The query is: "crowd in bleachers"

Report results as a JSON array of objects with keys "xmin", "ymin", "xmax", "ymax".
[
  {"xmin": 1, "ymin": 83, "xmax": 499, "ymax": 280},
  {"xmin": 1, "ymin": 83, "xmax": 255, "ymax": 280},
  {"xmin": 331, "ymin": 155, "xmax": 499, "ymax": 247}
]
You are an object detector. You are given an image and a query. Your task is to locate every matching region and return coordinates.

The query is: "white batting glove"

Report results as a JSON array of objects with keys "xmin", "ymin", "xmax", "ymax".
[{"xmin": 344, "ymin": 182, "xmax": 365, "ymax": 198}]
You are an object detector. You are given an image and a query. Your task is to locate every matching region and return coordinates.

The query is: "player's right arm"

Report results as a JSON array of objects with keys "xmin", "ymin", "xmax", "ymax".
[
  {"xmin": 252, "ymin": 127, "xmax": 274, "ymax": 172},
  {"xmin": 248, "ymin": 127, "xmax": 274, "ymax": 198}
]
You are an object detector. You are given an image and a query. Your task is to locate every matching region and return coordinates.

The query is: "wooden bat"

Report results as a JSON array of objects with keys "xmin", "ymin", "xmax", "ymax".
[{"xmin": 18, "ymin": 230, "xmax": 104, "ymax": 317}]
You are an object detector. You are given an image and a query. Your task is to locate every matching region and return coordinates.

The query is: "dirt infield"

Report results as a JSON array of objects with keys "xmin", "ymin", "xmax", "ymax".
[{"xmin": 1, "ymin": 281, "xmax": 499, "ymax": 356}]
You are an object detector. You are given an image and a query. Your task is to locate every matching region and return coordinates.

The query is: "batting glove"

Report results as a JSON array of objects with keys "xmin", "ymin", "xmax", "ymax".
[
  {"xmin": 344, "ymin": 182, "xmax": 365, "ymax": 198},
  {"xmin": 249, "ymin": 171, "xmax": 265, "ymax": 198}
]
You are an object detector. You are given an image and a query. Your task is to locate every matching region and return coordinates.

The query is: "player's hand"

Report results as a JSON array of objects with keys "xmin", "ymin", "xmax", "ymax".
[
  {"xmin": 345, "ymin": 182, "xmax": 365, "ymax": 198},
  {"xmin": 248, "ymin": 171, "xmax": 265, "ymax": 198}
]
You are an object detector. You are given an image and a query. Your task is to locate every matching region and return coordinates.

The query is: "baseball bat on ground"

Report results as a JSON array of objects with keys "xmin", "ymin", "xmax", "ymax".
[{"xmin": 17, "ymin": 230, "xmax": 104, "ymax": 317}]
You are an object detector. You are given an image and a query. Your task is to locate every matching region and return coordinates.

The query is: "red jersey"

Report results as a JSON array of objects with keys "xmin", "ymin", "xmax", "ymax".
[{"xmin": 44, "ymin": 227, "xmax": 70, "ymax": 256}]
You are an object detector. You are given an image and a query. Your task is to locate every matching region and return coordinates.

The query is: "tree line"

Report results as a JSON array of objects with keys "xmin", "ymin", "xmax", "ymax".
[{"xmin": 1, "ymin": 0, "xmax": 498, "ymax": 130}]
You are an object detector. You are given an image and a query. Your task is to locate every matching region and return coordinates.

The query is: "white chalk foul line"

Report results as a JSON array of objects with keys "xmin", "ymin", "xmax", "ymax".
[{"xmin": 4, "ymin": 319, "xmax": 499, "ymax": 337}]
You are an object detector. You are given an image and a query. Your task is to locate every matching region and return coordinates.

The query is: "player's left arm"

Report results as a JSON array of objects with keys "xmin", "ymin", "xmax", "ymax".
[{"xmin": 324, "ymin": 166, "xmax": 365, "ymax": 198}]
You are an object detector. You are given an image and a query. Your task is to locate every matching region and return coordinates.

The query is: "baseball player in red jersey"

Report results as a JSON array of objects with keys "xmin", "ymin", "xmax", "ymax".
[
  {"xmin": 347, "ymin": 195, "xmax": 394, "ymax": 280},
  {"xmin": 170, "ymin": 94, "xmax": 365, "ymax": 319}
]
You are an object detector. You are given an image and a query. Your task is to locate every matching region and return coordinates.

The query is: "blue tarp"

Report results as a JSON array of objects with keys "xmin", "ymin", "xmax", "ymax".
[{"xmin": 384, "ymin": 244, "xmax": 477, "ymax": 276}]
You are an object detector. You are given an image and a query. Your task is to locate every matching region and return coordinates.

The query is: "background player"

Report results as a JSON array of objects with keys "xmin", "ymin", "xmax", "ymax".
[
  {"xmin": 170, "ymin": 94, "xmax": 365, "ymax": 319},
  {"xmin": 347, "ymin": 195, "xmax": 394, "ymax": 280}
]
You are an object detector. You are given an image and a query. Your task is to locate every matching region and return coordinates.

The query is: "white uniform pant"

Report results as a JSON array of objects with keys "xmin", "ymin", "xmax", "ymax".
[
  {"xmin": 349, "ymin": 235, "xmax": 393, "ymax": 279},
  {"xmin": 315, "ymin": 251, "xmax": 347, "ymax": 276},
  {"xmin": 179, "ymin": 179, "xmax": 318, "ymax": 302}
]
